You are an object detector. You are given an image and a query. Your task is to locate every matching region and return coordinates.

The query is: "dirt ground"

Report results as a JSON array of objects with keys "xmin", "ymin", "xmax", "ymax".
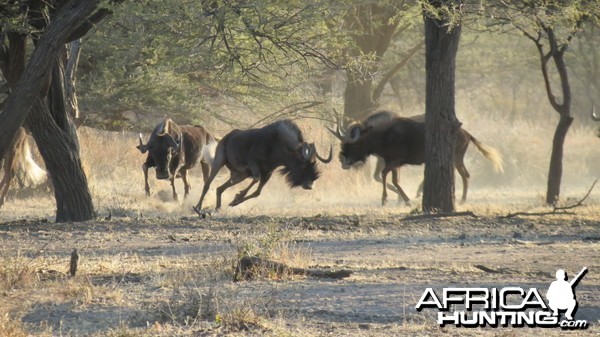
[
  {"xmin": 1, "ymin": 196, "xmax": 599, "ymax": 336},
  {"xmin": 1, "ymin": 125, "xmax": 599, "ymax": 336}
]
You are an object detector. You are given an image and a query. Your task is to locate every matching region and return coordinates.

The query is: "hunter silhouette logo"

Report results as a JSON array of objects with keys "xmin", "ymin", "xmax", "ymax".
[
  {"xmin": 547, "ymin": 267, "xmax": 587, "ymax": 321},
  {"xmin": 415, "ymin": 267, "xmax": 589, "ymax": 329}
]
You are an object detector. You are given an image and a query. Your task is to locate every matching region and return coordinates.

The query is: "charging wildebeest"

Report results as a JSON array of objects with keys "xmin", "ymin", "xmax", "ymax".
[
  {"xmin": 0, "ymin": 127, "xmax": 47, "ymax": 209},
  {"xmin": 328, "ymin": 111, "xmax": 503, "ymax": 205},
  {"xmin": 193, "ymin": 119, "xmax": 332, "ymax": 214},
  {"xmin": 137, "ymin": 118, "xmax": 218, "ymax": 200}
]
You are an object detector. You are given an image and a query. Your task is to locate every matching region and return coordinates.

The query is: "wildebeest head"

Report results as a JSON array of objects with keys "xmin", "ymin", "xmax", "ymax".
[
  {"xmin": 283, "ymin": 142, "xmax": 333, "ymax": 189},
  {"xmin": 338, "ymin": 122, "xmax": 372, "ymax": 169},
  {"xmin": 274, "ymin": 120, "xmax": 332, "ymax": 190},
  {"xmin": 137, "ymin": 119, "xmax": 182, "ymax": 180},
  {"xmin": 327, "ymin": 115, "xmax": 374, "ymax": 169}
]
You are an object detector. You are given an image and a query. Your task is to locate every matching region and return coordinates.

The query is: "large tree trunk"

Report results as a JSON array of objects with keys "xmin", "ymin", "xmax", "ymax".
[
  {"xmin": 0, "ymin": 1, "xmax": 101, "ymax": 222},
  {"xmin": 422, "ymin": 1, "xmax": 462, "ymax": 213},
  {"xmin": 27, "ymin": 102, "xmax": 94, "ymax": 222}
]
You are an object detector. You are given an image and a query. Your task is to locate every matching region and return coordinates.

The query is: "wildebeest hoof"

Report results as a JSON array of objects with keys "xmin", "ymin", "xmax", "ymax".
[
  {"xmin": 192, "ymin": 206, "xmax": 214, "ymax": 219},
  {"xmin": 145, "ymin": 190, "xmax": 152, "ymax": 197}
]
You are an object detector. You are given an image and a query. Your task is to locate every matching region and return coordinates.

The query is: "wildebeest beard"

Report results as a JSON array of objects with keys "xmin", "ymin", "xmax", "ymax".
[
  {"xmin": 279, "ymin": 160, "xmax": 320, "ymax": 188},
  {"xmin": 339, "ymin": 143, "xmax": 369, "ymax": 169}
]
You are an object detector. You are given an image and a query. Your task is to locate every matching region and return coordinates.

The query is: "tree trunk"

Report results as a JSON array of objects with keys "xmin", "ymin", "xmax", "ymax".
[
  {"xmin": 0, "ymin": 1, "xmax": 100, "ymax": 222},
  {"xmin": 27, "ymin": 102, "xmax": 94, "ymax": 222},
  {"xmin": 546, "ymin": 114, "xmax": 573, "ymax": 205},
  {"xmin": 343, "ymin": 71, "xmax": 378, "ymax": 121},
  {"xmin": 422, "ymin": 2, "xmax": 462, "ymax": 213}
]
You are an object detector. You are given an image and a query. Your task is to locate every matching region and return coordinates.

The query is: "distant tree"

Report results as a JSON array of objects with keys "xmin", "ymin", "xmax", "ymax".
[
  {"xmin": 339, "ymin": 1, "xmax": 423, "ymax": 121},
  {"xmin": 0, "ymin": 1, "xmax": 111, "ymax": 222},
  {"xmin": 489, "ymin": 0, "xmax": 600, "ymax": 205},
  {"xmin": 421, "ymin": 0, "xmax": 463, "ymax": 213}
]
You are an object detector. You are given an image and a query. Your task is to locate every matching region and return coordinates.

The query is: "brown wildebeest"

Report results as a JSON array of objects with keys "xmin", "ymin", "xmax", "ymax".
[
  {"xmin": 0, "ymin": 127, "xmax": 47, "ymax": 208},
  {"xmin": 328, "ymin": 111, "xmax": 503, "ymax": 205},
  {"xmin": 193, "ymin": 119, "xmax": 332, "ymax": 215},
  {"xmin": 137, "ymin": 118, "xmax": 218, "ymax": 200}
]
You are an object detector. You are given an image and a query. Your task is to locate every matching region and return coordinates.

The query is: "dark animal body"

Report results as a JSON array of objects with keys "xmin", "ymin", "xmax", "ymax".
[
  {"xmin": 329, "ymin": 111, "xmax": 503, "ymax": 205},
  {"xmin": 193, "ymin": 119, "xmax": 331, "ymax": 214},
  {"xmin": 137, "ymin": 118, "xmax": 218, "ymax": 200},
  {"xmin": 0, "ymin": 127, "xmax": 47, "ymax": 208}
]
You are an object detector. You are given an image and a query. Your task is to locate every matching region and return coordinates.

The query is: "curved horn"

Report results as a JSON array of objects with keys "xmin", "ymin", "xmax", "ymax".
[
  {"xmin": 346, "ymin": 123, "xmax": 362, "ymax": 143},
  {"xmin": 592, "ymin": 105, "xmax": 600, "ymax": 122},
  {"xmin": 315, "ymin": 144, "xmax": 333, "ymax": 163},
  {"xmin": 137, "ymin": 133, "xmax": 148, "ymax": 153},
  {"xmin": 325, "ymin": 110, "xmax": 345, "ymax": 140}
]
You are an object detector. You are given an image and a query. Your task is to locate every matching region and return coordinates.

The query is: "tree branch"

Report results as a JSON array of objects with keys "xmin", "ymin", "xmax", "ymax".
[{"xmin": 373, "ymin": 40, "xmax": 424, "ymax": 103}]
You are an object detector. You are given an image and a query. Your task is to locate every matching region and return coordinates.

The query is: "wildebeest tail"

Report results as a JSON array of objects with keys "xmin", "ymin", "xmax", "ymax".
[
  {"xmin": 467, "ymin": 132, "xmax": 504, "ymax": 173},
  {"xmin": 201, "ymin": 133, "xmax": 219, "ymax": 168},
  {"xmin": 16, "ymin": 137, "xmax": 47, "ymax": 185}
]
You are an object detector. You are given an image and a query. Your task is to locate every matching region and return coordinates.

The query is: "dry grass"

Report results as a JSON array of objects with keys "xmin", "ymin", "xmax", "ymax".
[{"xmin": 1, "ymin": 113, "xmax": 599, "ymax": 336}]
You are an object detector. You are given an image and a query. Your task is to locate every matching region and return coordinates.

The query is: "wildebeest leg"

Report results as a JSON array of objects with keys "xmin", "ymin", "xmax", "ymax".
[
  {"xmin": 381, "ymin": 168, "xmax": 390, "ymax": 206},
  {"xmin": 232, "ymin": 179, "xmax": 258, "ymax": 204},
  {"xmin": 390, "ymin": 169, "xmax": 411, "ymax": 206},
  {"xmin": 170, "ymin": 176, "xmax": 178, "ymax": 201},
  {"xmin": 455, "ymin": 158, "xmax": 470, "ymax": 203},
  {"xmin": 142, "ymin": 163, "xmax": 151, "ymax": 197},
  {"xmin": 216, "ymin": 171, "xmax": 248, "ymax": 209},
  {"xmin": 180, "ymin": 169, "xmax": 190, "ymax": 198},
  {"xmin": 194, "ymin": 148, "xmax": 227, "ymax": 213},
  {"xmin": 230, "ymin": 172, "xmax": 272, "ymax": 207},
  {"xmin": 200, "ymin": 161, "xmax": 210, "ymax": 184},
  {"xmin": 374, "ymin": 157, "xmax": 405, "ymax": 200}
]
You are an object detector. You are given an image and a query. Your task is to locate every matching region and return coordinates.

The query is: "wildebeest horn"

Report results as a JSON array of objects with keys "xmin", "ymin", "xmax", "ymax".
[
  {"xmin": 325, "ymin": 110, "xmax": 345, "ymax": 141},
  {"xmin": 346, "ymin": 123, "xmax": 361, "ymax": 143},
  {"xmin": 315, "ymin": 144, "xmax": 333, "ymax": 163},
  {"xmin": 592, "ymin": 104, "xmax": 600, "ymax": 121},
  {"xmin": 137, "ymin": 133, "xmax": 148, "ymax": 153}
]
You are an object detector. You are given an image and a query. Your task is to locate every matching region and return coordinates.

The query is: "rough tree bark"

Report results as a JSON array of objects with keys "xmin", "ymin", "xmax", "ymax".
[
  {"xmin": 0, "ymin": 1, "xmax": 104, "ymax": 222},
  {"xmin": 422, "ymin": 1, "xmax": 462, "ymax": 213}
]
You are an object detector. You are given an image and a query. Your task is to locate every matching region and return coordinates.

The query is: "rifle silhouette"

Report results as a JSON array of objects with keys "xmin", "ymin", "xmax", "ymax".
[{"xmin": 570, "ymin": 267, "xmax": 588, "ymax": 287}]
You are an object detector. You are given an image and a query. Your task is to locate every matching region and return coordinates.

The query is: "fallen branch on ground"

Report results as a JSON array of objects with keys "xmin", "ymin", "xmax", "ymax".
[
  {"xmin": 501, "ymin": 179, "xmax": 597, "ymax": 218},
  {"xmin": 234, "ymin": 255, "xmax": 352, "ymax": 281},
  {"xmin": 401, "ymin": 211, "xmax": 478, "ymax": 221}
]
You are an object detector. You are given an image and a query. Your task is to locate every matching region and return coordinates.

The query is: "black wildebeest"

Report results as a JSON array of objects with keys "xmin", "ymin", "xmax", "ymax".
[
  {"xmin": 0, "ymin": 127, "xmax": 47, "ymax": 209},
  {"xmin": 193, "ymin": 119, "xmax": 332, "ymax": 214},
  {"xmin": 137, "ymin": 118, "xmax": 218, "ymax": 200},
  {"xmin": 328, "ymin": 111, "xmax": 503, "ymax": 205}
]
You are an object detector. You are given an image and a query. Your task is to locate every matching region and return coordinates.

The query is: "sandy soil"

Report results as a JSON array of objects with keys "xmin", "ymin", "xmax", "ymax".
[{"xmin": 1, "ymin": 198, "xmax": 599, "ymax": 336}]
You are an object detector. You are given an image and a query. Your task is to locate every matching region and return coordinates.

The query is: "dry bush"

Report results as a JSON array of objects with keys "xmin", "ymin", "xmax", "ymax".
[
  {"xmin": 0, "ymin": 313, "xmax": 29, "ymax": 337},
  {"xmin": 0, "ymin": 255, "xmax": 39, "ymax": 292}
]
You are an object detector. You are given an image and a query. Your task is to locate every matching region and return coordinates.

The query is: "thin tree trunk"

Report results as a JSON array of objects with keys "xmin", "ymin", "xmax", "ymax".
[
  {"xmin": 546, "ymin": 114, "xmax": 573, "ymax": 205},
  {"xmin": 422, "ymin": 2, "xmax": 462, "ymax": 213}
]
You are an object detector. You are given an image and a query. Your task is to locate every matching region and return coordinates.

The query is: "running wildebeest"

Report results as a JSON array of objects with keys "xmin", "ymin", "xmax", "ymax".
[
  {"xmin": 137, "ymin": 118, "xmax": 218, "ymax": 200},
  {"xmin": 0, "ymin": 127, "xmax": 47, "ymax": 209},
  {"xmin": 328, "ymin": 111, "xmax": 503, "ymax": 205},
  {"xmin": 193, "ymin": 119, "xmax": 332, "ymax": 215}
]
